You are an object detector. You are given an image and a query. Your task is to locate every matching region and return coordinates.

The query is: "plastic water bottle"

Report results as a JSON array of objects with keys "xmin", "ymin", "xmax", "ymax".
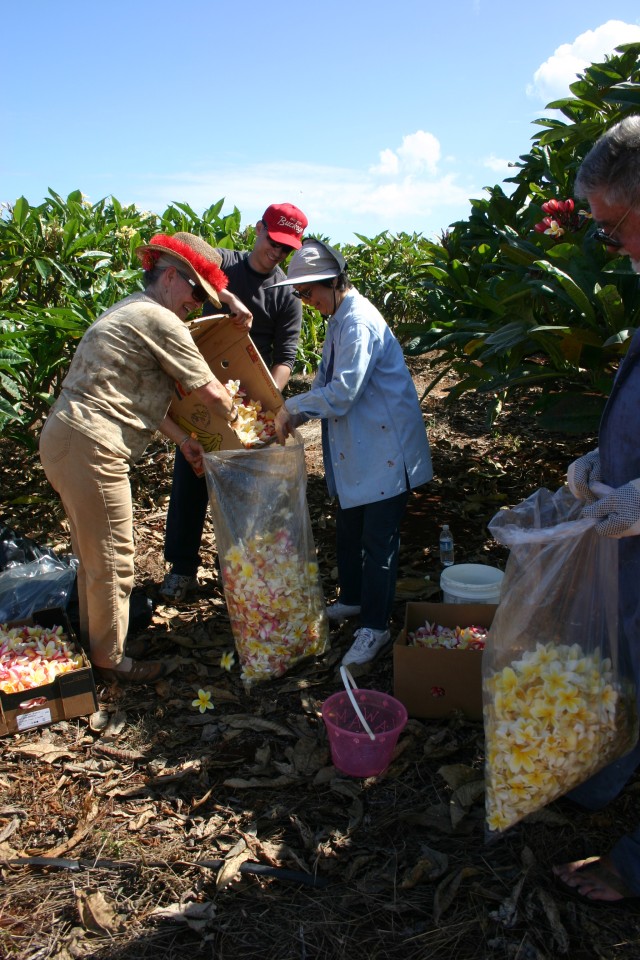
[{"xmin": 439, "ymin": 524, "xmax": 454, "ymax": 567}]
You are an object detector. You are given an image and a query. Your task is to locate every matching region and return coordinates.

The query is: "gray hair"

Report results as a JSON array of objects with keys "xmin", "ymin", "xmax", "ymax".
[
  {"xmin": 575, "ymin": 115, "xmax": 640, "ymax": 206},
  {"xmin": 142, "ymin": 253, "xmax": 187, "ymax": 288}
]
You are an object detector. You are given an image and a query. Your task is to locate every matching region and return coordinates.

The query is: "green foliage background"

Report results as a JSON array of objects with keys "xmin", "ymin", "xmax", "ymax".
[{"xmin": 2, "ymin": 42, "xmax": 640, "ymax": 449}]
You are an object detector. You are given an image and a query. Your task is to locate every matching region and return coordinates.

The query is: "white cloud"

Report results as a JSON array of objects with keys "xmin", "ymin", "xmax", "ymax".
[
  {"xmin": 128, "ymin": 132, "xmax": 474, "ymax": 244},
  {"xmin": 371, "ymin": 130, "xmax": 441, "ymax": 177},
  {"xmin": 371, "ymin": 148, "xmax": 399, "ymax": 177},
  {"xmin": 527, "ymin": 19, "xmax": 640, "ymax": 103},
  {"xmin": 484, "ymin": 154, "xmax": 512, "ymax": 174}
]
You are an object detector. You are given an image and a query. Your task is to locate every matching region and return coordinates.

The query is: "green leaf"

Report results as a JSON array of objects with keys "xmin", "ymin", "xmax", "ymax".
[
  {"xmin": 12, "ymin": 197, "xmax": 30, "ymax": 227},
  {"xmin": 532, "ymin": 260, "xmax": 596, "ymax": 320}
]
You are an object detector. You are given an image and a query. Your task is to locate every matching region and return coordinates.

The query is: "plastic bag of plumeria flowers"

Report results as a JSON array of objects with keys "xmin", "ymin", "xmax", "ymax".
[
  {"xmin": 483, "ymin": 485, "xmax": 638, "ymax": 836},
  {"xmin": 203, "ymin": 432, "xmax": 329, "ymax": 686}
]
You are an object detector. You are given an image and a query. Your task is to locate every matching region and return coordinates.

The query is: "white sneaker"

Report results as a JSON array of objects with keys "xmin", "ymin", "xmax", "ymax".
[
  {"xmin": 160, "ymin": 572, "xmax": 198, "ymax": 602},
  {"xmin": 341, "ymin": 627, "xmax": 391, "ymax": 666},
  {"xmin": 326, "ymin": 601, "xmax": 361, "ymax": 622}
]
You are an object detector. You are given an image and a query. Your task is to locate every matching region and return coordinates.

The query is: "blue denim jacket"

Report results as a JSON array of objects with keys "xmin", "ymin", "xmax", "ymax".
[{"xmin": 285, "ymin": 288, "xmax": 432, "ymax": 509}]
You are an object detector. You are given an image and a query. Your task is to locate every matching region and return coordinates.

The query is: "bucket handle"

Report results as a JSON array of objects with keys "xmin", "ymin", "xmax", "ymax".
[{"xmin": 340, "ymin": 666, "xmax": 376, "ymax": 741}]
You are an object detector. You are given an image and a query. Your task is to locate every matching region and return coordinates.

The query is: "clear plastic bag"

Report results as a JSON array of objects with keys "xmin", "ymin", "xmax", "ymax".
[
  {"xmin": 483, "ymin": 486, "xmax": 638, "ymax": 834},
  {"xmin": 203, "ymin": 433, "xmax": 329, "ymax": 685},
  {"xmin": 0, "ymin": 555, "xmax": 77, "ymax": 623}
]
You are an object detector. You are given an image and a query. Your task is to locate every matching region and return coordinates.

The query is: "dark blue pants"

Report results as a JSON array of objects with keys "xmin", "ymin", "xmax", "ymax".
[
  {"xmin": 336, "ymin": 490, "xmax": 409, "ymax": 631},
  {"xmin": 164, "ymin": 450, "xmax": 209, "ymax": 576}
]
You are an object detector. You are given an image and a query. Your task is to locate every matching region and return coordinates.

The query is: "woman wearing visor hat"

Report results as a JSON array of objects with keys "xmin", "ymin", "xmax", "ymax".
[
  {"xmin": 39, "ymin": 233, "xmax": 239, "ymax": 683},
  {"xmin": 271, "ymin": 239, "xmax": 433, "ymax": 666}
]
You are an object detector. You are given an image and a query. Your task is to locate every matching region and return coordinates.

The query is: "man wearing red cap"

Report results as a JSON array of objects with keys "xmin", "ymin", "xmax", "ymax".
[{"xmin": 161, "ymin": 202, "xmax": 308, "ymax": 602}]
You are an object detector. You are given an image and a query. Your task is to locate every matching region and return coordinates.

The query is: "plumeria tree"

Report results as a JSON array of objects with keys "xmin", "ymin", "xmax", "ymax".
[
  {"xmin": 393, "ymin": 41, "xmax": 640, "ymax": 432},
  {"xmin": 0, "ymin": 193, "xmax": 242, "ymax": 449}
]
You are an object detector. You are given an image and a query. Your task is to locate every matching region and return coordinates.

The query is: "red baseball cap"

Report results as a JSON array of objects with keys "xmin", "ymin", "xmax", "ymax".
[{"xmin": 261, "ymin": 203, "xmax": 308, "ymax": 249}]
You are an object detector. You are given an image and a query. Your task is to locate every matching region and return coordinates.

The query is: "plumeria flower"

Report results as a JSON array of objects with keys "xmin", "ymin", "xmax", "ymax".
[
  {"xmin": 220, "ymin": 651, "xmax": 235, "ymax": 671},
  {"xmin": 221, "ymin": 528, "xmax": 328, "ymax": 683},
  {"xmin": 484, "ymin": 640, "xmax": 630, "ymax": 834},
  {"xmin": 0, "ymin": 622, "xmax": 83, "ymax": 694},
  {"xmin": 544, "ymin": 219, "xmax": 565, "ymax": 238},
  {"xmin": 191, "ymin": 688, "xmax": 215, "ymax": 713},
  {"xmin": 224, "ymin": 381, "xmax": 277, "ymax": 447}
]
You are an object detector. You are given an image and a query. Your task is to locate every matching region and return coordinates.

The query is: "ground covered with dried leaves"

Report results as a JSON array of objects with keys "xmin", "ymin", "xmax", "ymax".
[{"xmin": 2, "ymin": 362, "xmax": 640, "ymax": 959}]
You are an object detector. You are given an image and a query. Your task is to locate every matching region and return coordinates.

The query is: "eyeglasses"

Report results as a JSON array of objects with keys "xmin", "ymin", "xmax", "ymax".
[
  {"xmin": 177, "ymin": 270, "xmax": 208, "ymax": 303},
  {"xmin": 292, "ymin": 286, "xmax": 315, "ymax": 300},
  {"xmin": 594, "ymin": 206, "xmax": 633, "ymax": 249},
  {"xmin": 265, "ymin": 235, "xmax": 294, "ymax": 255}
]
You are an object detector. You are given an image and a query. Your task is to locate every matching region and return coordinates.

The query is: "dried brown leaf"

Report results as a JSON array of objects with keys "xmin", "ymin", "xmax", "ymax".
[
  {"xmin": 150, "ymin": 899, "xmax": 216, "ymax": 930},
  {"xmin": 0, "ymin": 817, "xmax": 20, "ymax": 843},
  {"xmin": 400, "ymin": 845, "xmax": 449, "ymax": 889},
  {"xmin": 531, "ymin": 886, "xmax": 570, "ymax": 954},
  {"xmin": 438, "ymin": 763, "xmax": 482, "ymax": 790},
  {"xmin": 12, "ymin": 742, "xmax": 76, "ymax": 764},
  {"xmin": 223, "ymin": 715, "xmax": 295, "ymax": 737},
  {"xmin": 433, "ymin": 866, "xmax": 481, "ymax": 923},
  {"xmin": 449, "ymin": 779, "xmax": 486, "ymax": 828},
  {"xmin": 128, "ymin": 810, "xmax": 156, "ymax": 832},
  {"xmin": 0, "ymin": 840, "xmax": 18, "ymax": 858},
  {"xmin": 102, "ymin": 710, "xmax": 128, "ymax": 738},
  {"xmin": 148, "ymin": 758, "xmax": 201, "ymax": 784},
  {"xmin": 286, "ymin": 737, "xmax": 329, "ymax": 776},
  {"xmin": 88, "ymin": 709, "xmax": 110, "ymax": 732},
  {"xmin": 490, "ymin": 874, "xmax": 526, "ymax": 927},
  {"xmin": 222, "ymin": 775, "xmax": 301, "ymax": 789},
  {"xmin": 216, "ymin": 846, "xmax": 250, "ymax": 890},
  {"xmin": 401, "ymin": 803, "xmax": 456, "ymax": 835},
  {"xmin": 76, "ymin": 888, "xmax": 124, "ymax": 935}
]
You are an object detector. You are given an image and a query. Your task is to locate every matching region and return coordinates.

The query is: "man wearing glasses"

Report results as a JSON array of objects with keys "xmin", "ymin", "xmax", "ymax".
[
  {"xmin": 160, "ymin": 203, "xmax": 308, "ymax": 603},
  {"xmin": 554, "ymin": 116, "xmax": 640, "ymax": 902}
]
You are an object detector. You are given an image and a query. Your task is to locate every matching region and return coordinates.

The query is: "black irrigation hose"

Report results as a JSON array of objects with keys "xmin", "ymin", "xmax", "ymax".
[{"xmin": 1, "ymin": 855, "xmax": 329, "ymax": 889}]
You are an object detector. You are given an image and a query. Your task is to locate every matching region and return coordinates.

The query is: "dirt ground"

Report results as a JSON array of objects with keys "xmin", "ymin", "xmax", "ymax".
[{"xmin": 2, "ymin": 359, "xmax": 640, "ymax": 960}]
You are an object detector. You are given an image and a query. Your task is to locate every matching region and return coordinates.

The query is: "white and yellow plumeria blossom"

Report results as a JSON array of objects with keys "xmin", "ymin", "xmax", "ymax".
[
  {"xmin": 0, "ymin": 622, "xmax": 84, "ymax": 694},
  {"xmin": 225, "ymin": 380, "xmax": 277, "ymax": 447},
  {"xmin": 222, "ymin": 528, "xmax": 328, "ymax": 684},
  {"xmin": 484, "ymin": 640, "xmax": 632, "ymax": 834},
  {"xmin": 543, "ymin": 219, "xmax": 565, "ymax": 238},
  {"xmin": 220, "ymin": 650, "xmax": 235, "ymax": 671},
  {"xmin": 191, "ymin": 689, "xmax": 215, "ymax": 713}
]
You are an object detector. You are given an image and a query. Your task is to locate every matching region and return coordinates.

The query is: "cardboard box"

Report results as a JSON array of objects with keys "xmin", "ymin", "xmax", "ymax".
[
  {"xmin": 393, "ymin": 602, "xmax": 496, "ymax": 721},
  {"xmin": 0, "ymin": 607, "xmax": 97, "ymax": 737},
  {"xmin": 169, "ymin": 315, "xmax": 284, "ymax": 452}
]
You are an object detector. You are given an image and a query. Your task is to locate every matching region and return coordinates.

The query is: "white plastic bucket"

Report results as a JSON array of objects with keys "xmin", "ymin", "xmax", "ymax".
[{"xmin": 440, "ymin": 563, "xmax": 504, "ymax": 604}]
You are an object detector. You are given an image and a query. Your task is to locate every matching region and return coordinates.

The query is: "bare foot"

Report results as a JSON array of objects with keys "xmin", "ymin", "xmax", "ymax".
[{"xmin": 553, "ymin": 856, "xmax": 635, "ymax": 902}]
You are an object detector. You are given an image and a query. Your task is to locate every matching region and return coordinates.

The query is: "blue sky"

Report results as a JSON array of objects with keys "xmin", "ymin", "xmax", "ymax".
[{"xmin": 3, "ymin": 2, "xmax": 640, "ymax": 244}]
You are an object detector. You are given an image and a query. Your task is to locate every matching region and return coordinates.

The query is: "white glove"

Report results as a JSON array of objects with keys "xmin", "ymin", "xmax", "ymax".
[
  {"xmin": 567, "ymin": 449, "xmax": 601, "ymax": 503},
  {"xmin": 582, "ymin": 479, "xmax": 640, "ymax": 537}
]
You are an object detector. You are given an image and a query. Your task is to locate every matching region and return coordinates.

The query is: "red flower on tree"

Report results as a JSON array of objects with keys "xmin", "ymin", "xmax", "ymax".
[{"xmin": 533, "ymin": 198, "xmax": 581, "ymax": 238}]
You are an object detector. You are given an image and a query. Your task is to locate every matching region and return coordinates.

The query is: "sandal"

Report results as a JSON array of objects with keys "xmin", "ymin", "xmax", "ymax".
[{"xmin": 95, "ymin": 659, "xmax": 168, "ymax": 684}]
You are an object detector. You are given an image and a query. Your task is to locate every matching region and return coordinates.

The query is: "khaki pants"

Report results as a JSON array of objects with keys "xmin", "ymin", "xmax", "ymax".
[{"xmin": 39, "ymin": 417, "xmax": 134, "ymax": 670}]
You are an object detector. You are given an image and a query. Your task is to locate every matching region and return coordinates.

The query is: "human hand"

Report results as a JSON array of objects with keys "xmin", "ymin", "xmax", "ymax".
[
  {"xmin": 567, "ymin": 449, "xmax": 601, "ymax": 502},
  {"xmin": 180, "ymin": 435, "xmax": 205, "ymax": 477},
  {"xmin": 274, "ymin": 406, "xmax": 294, "ymax": 446},
  {"xmin": 582, "ymin": 480, "xmax": 640, "ymax": 537},
  {"xmin": 224, "ymin": 292, "xmax": 252, "ymax": 330}
]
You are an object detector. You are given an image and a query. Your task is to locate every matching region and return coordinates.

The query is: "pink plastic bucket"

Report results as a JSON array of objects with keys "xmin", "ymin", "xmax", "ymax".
[{"xmin": 322, "ymin": 668, "xmax": 408, "ymax": 777}]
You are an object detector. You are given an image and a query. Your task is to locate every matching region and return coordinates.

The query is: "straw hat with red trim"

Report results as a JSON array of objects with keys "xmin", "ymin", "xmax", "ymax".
[{"xmin": 136, "ymin": 233, "xmax": 228, "ymax": 307}]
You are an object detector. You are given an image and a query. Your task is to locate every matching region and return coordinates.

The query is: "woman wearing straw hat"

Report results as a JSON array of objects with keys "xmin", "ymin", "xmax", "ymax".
[
  {"xmin": 39, "ymin": 233, "xmax": 239, "ymax": 683},
  {"xmin": 271, "ymin": 239, "xmax": 433, "ymax": 667}
]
